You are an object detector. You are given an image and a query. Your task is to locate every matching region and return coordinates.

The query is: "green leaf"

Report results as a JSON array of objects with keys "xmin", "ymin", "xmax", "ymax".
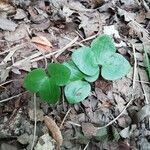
[
  {"xmin": 38, "ymin": 78, "xmax": 61, "ymax": 104},
  {"xmin": 47, "ymin": 63, "xmax": 71, "ymax": 86},
  {"xmin": 72, "ymin": 47, "xmax": 99, "ymax": 76},
  {"xmin": 101, "ymin": 53, "xmax": 131, "ymax": 80},
  {"xmin": 23, "ymin": 68, "xmax": 49, "ymax": 93},
  {"xmin": 91, "ymin": 34, "xmax": 116, "ymax": 65},
  {"xmin": 84, "ymin": 68, "xmax": 100, "ymax": 82},
  {"xmin": 64, "ymin": 80, "xmax": 91, "ymax": 104},
  {"xmin": 144, "ymin": 50, "xmax": 150, "ymax": 79},
  {"xmin": 63, "ymin": 60, "xmax": 85, "ymax": 82}
]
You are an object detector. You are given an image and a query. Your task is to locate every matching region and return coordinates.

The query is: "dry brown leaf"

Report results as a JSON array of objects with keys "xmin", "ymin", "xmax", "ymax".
[
  {"xmin": 81, "ymin": 122, "xmax": 97, "ymax": 138},
  {"xmin": 31, "ymin": 36, "xmax": 53, "ymax": 52},
  {"xmin": 44, "ymin": 115, "xmax": 63, "ymax": 146}
]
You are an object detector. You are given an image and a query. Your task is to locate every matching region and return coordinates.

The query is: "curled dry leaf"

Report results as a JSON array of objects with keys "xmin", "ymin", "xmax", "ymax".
[
  {"xmin": 31, "ymin": 36, "xmax": 53, "ymax": 52},
  {"xmin": 44, "ymin": 115, "xmax": 63, "ymax": 146}
]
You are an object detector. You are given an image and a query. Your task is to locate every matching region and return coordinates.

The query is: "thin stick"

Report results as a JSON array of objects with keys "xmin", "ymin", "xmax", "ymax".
[
  {"xmin": 132, "ymin": 44, "xmax": 137, "ymax": 89},
  {"xmin": 31, "ymin": 37, "xmax": 78, "ymax": 63},
  {"xmin": 67, "ymin": 121, "xmax": 81, "ymax": 127},
  {"xmin": 97, "ymin": 98, "xmax": 135, "ymax": 130},
  {"xmin": 0, "ymin": 93, "xmax": 23, "ymax": 103},
  {"xmin": 31, "ymin": 93, "xmax": 37, "ymax": 150},
  {"xmin": 55, "ymin": 37, "xmax": 78, "ymax": 58},
  {"xmin": 60, "ymin": 108, "xmax": 72, "ymax": 129},
  {"xmin": 0, "ymin": 80, "xmax": 14, "ymax": 87},
  {"xmin": 0, "ymin": 43, "xmax": 28, "ymax": 55},
  {"xmin": 83, "ymin": 142, "xmax": 90, "ymax": 150}
]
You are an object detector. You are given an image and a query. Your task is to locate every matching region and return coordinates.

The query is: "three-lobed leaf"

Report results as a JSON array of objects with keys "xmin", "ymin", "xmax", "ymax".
[
  {"xmin": 72, "ymin": 47, "xmax": 99, "ymax": 76},
  {"xmin": 47, "ymin": 63, "xmax": 71, "ymax": 86},
  {"xmin": 91, "ymin": 34, "xmax": 116, "ymax": 65},
  {"xmin": 64, "ymin": 80, "xmax": 91, "ymax": 104},
  {"xmin": 101, "ymin": 53, "xmax": 131, "ymax": 80}
]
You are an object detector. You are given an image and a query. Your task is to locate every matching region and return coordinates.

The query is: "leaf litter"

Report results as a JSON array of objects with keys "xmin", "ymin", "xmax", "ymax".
[{"xmin": 0, "ymin": 0, "xmax": 150, "ymax": 149}]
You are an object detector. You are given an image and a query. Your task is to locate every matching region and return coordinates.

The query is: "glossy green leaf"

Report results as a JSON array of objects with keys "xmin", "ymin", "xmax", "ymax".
[
  {"xmin": 64, "ymin": 80, "xmax": 91, "ymax": 104},
  {"xmin": 91, "ymin": 34, "xmax": 116, "ymax": 65},
  {"xmin": 47, "ymin": 63, "xmax": 71, "ymax": 86},
  {"xmin": 63, "ymin": 60, "xmax": 85, "ymax": 82},
  {"xmin": 38, "ymin": 78, "xmax": 61, "ymax": 104},
  {"xmin": 84, "ymin": 68, "xmax": 100, "ymax": 82},
  {"xmin": 72, "ymin": 47, "xmax": 99, "ymax": 76},
  {"xmin": 23, "ymin": 68, "xmax": 49, "ymax": 93},
  {"xmin": 101, "ymin": 53, "xmax": 131, "ymax": 80},
  {"xmin": 144, "ymin": 50, "xmax": 150, "ymax": 79}
]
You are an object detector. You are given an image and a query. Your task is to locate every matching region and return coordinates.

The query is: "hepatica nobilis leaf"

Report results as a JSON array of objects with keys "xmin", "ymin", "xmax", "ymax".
[
  {"xmin": 101, "ymin": 53, "xmax": 131, "ymax": 80},
  {"xmin": 64, "ymin": 80, "xmax": 91, "ymax": 104},
  {"xmin": 63, "ymin": 60, "xmax": 85, "ymax": 82},
  {"xmin": 84, "ymin": 68, "xmax": 100, "ymax": 82},
  {"xmin": 23, "ymin": 68, "xmax": 49, "ymax": 93},
  {"xmin": 72, "ymin": 47, "xmax": 99, "ymax": 76},
  {"xmin": 47, "ymin": 63, "xmax": 71, "ymax": 86},
  {"xmin": 38, "ymin": 78, "xmax": 61, "ymax": 104},
  {"xmin": 91, "ymin": 34, "xmax": 116, "ymax": 65},
  {"xmin": 23, "ymin": 68, "xmax": 61, "ymax": 104}
]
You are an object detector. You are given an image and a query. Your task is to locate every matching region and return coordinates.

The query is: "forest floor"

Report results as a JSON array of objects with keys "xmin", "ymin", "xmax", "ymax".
[{"xmin": 0, "ymin": 0, "xmax": 150, "ymax": 150}]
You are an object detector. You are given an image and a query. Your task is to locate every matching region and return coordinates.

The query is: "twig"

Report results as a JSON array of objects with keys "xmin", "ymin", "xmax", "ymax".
[
  {"xmin": 0, "ymin": 43, "xmax": 28, "ymax": 56},
  {"xmin": 55, "ymin": 36, "xmax": 78, "ymax": 58},
  {"xmin": 132, "ymin": 44, "xmax": 137, "ymax": 89},
  {"xmin": 67, "ymin": 121, "xmax": 81, "ymax": 127},
  {"xmin": 60, "ymin": 108, "xmax": 72, "ymax": 129},
  {"xmin": 31, "ymin": 37, "xmax": 78, "ymax": 63},
  {"xmin": 31, "ymin": 93, "xmax": 37, "ymax": 150},
  {"xmin": 0, "ymin": 80, "xmax": 14, "ymax": 87},
  {"xmin": 97, "ymin": 98, "xmax": 135, "ymax": 130},
  {"xmin": 134, "ymin": 80, "xmax": 150, "ymax": 84},
  {"xmin": 83, "ymin": 142, "xmax": 90, "ymax": 150},
  {"xmin": 0, "ymin": 93, "xmax": 23, "ymax": 103}
]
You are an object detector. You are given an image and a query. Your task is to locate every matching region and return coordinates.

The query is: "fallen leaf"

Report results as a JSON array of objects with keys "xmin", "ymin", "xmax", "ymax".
[
  {"xmin": 44, "ymin": 115, "xmax": 63, "ymax": 146},
  {"xmin": 81, "ymin": 122, "xmax": 97, "ymax": 138},
  {"xmin": 134, "ymin": 104, "xmax": 150, "ymax": 123},
  {"xmin": 103, "ymin": 25, "xmax": 120, "ymax": 38},
  {"xmin": 117, "ymin": 139, "xmax": 130, "ymax": 150},
  {"xmin": 35, "ymin": 133, "xmax": 55, "ymax": 150},
  {"xmin": 14, "ymin": 8, "xmax": 27, "ymax": 20},
  {"xmin": 31, "ymin": 36, "xmax": 53, "ymax": 52},
  {"xmin": 0, "ymin": 18, "xmax": 17, "ymax": 31}
]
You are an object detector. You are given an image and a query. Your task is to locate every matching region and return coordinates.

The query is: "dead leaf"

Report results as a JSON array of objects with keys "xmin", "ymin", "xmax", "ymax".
[
  {"xmin": 117, "ymin": 139, "xmax": 130, "ymax": 150},
  {"xmin": 81, "ymin": 122, "xmax": 97, "ymax": 138},
  {"xmin": 31, "ymin": 36, "xmax": 53, "ymax": 52},
  {"xmin": 44, "ymin": 115, "xmax": 63, "ymax": 146},
  {"xmin": 4, "ymin": 24, "xmax": 29, "ymax": 42},
  {"xmin": 134, "ymin": 104, "xmax": 150, "ymax": 123},
  {"xmin": 104, "ymin": 25, "xmax": 120, "ymax": 38},
  {"xmin": 0, "ymin": 18, "xmax": 17, "ymax": 31},
  {"xmin": 35, "ymin": 133, "xmax": 55, "ymax": 150},
  {"xmin": 14, "ymin": 9, "xmax": 27, "ymax": 20}
]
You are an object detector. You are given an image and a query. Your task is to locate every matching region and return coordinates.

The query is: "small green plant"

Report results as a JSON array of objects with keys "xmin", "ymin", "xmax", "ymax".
[{"xmin": 23, "ymin": 34, "xmax": 131, "ymax": 104}]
